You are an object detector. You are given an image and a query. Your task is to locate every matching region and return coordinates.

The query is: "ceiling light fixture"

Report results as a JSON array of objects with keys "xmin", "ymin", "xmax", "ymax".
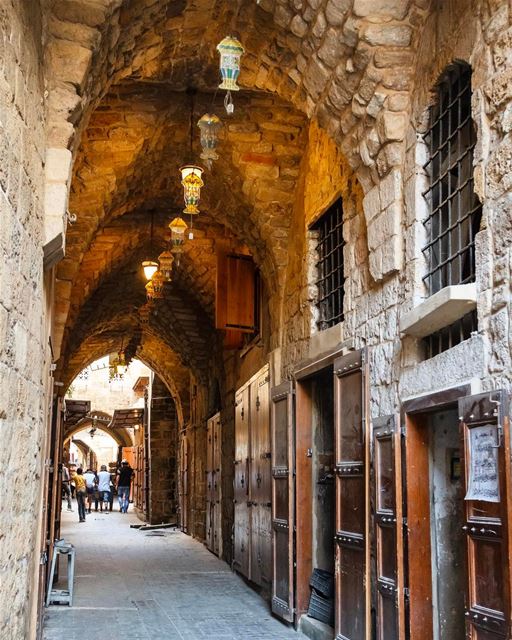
[
  {"xmin": 198, "ymin": 113, "xmax": 221, "ymax": 169},
  {"xmin": 142, "ymin": 211, "xmax": 158, "ymax": 280}
]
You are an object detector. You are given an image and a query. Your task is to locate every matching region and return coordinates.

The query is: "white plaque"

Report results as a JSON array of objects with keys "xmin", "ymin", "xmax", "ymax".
[{"xmin": 464, "ymin": 424, "xmax": 500, "ymax": 503}]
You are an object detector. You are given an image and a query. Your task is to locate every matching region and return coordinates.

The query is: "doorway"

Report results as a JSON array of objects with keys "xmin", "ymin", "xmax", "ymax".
[
  {"xmin": 295, "ymin": 365, "xmax": 336, "ymax": 626},
  {"xmin": 405, "ymin": 403, "xmax": 465, "ymax": 640},
  {"xmin": 427, "ymin": 407, "xmax": 465, "ymax": 640},
  {"xmin": 311, "ymin": 369, "xmax": 335, "ymax": 577}
]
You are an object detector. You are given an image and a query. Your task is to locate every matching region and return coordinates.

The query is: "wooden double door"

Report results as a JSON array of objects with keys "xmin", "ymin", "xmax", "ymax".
[
  {"xmin": 233, "ymin": 365, "xmax": 272, "ymax": 589},
  {"xmin": 270, "ymin": 350, "xmax": 512, "ymax": 640},
  {"xmin": 206, "ymin": 412, "xmax": 222, "ymax": 557}
]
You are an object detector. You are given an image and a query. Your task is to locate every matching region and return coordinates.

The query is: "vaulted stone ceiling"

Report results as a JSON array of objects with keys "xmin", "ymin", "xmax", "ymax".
[{"xmin": 49, "ymin": 0, "xmax": 432, "ymax": 414}]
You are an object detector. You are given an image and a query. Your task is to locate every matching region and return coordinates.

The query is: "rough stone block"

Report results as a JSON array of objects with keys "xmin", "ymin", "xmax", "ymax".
[{"xmin": 363, "ymin": 24, "xmax": 412, "ymax": 47}]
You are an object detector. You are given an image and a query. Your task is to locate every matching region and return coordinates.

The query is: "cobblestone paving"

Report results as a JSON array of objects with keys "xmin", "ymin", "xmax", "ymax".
[{"xmin": 43, "ymin": 505, "xmax": 304, "ymax": 640}]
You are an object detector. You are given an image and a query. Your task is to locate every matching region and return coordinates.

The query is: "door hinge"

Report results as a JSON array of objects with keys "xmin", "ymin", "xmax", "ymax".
[
  {"xmin": 402, "ymin": 516, "xmax": 408, "ymax": 527},
  {"xmin": 256, "ymin": 396, "xmax": 260, "ymax": 410},
  {"xmin": 404, "ymin": 587, "xmax": 410, "ymax": 599},
  {"xmin": 40, "ymin": 551, "xmax": 48, "ymax": 565},
  {"xmin": 401, "ymin": 424, "xmax": 406, "ymax": 436}
]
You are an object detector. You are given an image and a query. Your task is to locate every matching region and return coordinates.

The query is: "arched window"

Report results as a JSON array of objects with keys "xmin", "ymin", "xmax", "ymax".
[{"xmin": 422, "ymin": 62, "xmax": 481, "ymax": 356}]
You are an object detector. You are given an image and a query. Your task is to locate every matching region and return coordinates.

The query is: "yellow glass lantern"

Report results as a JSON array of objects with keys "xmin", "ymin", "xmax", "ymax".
[
  {"xmin": 142, "ymin": 260, "xmax": 158, "ymax": 281},
  {"xmin": 152, "ymin": 270, "xmax": 165, "ymax": 294},
  {"xmin": 180, "ymin": 164, "xmax": 204, "ymax": 215},
  {"xmin": 158, "ymin": 250, "xmax": 174, "ymax": 282},
  {"xmin": 197, "ymin": 113, "xmax": 221, "ymax": 168},
  {"xmin": 145, "ymin": 280, "xmax": 162, "ymax": 301},
  {"xmin": 169, "ymin": 216, "xmax": 187, "ymax": 255}
]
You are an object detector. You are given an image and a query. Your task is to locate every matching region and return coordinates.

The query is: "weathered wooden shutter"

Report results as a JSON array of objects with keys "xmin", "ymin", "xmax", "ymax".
[
  {"xmin": 213, "ymin": 414, "xmax": 222, "ymax": 557},
  {"xmin": 206, "ymin": 417, "xmax": 214, "ymax": 552},
  {"xmin": 459, "ymin": 390, "xmax": 511, "ymax": 639},
  {"xmin": 216, "ymin": 252, "xmax": 256, "ymax": 333},
  {"xmin": 233, "ymin": 388, "xmax": 250, "ymax": 577},
  {"xmin": 271, "ymin": 380, "xmax": 295, "ymax": 622},
  {"xmin": 371, "ymin": 415, "xmax": 405, "ymax": 640},
  {"xmin": 333, "ymin": 349, "xmax": 369, "ymax": 640}
]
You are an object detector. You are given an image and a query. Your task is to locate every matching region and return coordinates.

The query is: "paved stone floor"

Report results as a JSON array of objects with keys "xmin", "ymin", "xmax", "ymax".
[{"xmin": 43, "ymin": 503, "xmax": 304, "ymax": 639}]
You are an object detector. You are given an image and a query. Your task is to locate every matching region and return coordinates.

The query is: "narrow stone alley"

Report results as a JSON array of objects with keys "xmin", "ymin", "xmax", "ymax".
[{"xmin": 43, "ymin": 507, "xmax": 303, "ymax": 640}]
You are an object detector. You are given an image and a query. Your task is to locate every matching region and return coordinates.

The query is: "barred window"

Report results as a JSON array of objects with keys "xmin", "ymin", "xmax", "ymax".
[
  {"xmin": 422, "ymin": 62, "xmax": 481, "ymax": 358},
  {"xmin": 313, "ymin": 199, "xmax": 345, "ymax": 331},
  {"xmin": 422, "ymin": 62, "xmax": 482, "ymax": 295}
]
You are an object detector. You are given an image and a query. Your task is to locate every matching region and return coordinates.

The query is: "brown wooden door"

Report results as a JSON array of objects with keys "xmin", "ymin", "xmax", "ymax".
[
  {"xmin": 271, "ymin": 380, "xmax": 295, "ymax": 622},
  {"xmin": 371, "ymin": 415, "xmax": 404, "ymax": 640},
  {"xmin": 459, "ymin": 390, "xmax": 511, "ymax": 639},
  {"xmin": 206, "ymin": 416, "xmax": 214, "ymax": 552},
  {"xmin": 250, "ymin": 370, "xmax": 271, "ymax": 588},
  {"xmin": 180, "ymin": 435, "xmax": 189, "ymax": 533},
  {"xmin": 234, "ymin": 388, "xmax": 250, "ymax": 578},
  {"xmin": 334, "ymin": 349, "xmax": 369, "ymax": 640},
  {"xmin": 213, "ymin": 415, "xmax": 222, "ymax": 557}
]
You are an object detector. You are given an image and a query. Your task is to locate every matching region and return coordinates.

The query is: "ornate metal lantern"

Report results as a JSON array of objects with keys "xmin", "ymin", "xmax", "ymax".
[
  {"xmin": 152, "ymin": 270, "xmax": 165, "ymax": 294},
  {"xmin": 142, "ymin": 260, "xmax": 158, "ymax": 281},
  {"xmin": 217, "ymin": 36, "xmax": 244, "ymax": 92},
  {"xmin": 197, "ymin": 113, "xmax": 221, "ymax": 168},
  {"xmin": 139, "ymin": 304, "xmax": 152, "ymax": 324},
  {"xmin": 145, "ymin": 280, "xmax": 163, "ymax": 301},
  {"xmin": 158, "ymin": 250, "xmax": 174, "ymax": 282},
  {"xmin": 180, "ymin": 164, "xmax": 204, "ymax": 215},
  {"xmin": 169, "ymin": 216, "xmax": 188, "ymax": 258}
]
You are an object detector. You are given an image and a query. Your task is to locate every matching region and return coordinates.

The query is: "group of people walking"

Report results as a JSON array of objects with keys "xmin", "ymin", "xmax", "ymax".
[{"xmin": 62, "ymin": 460, "xmax": 134, "ymax": 523}]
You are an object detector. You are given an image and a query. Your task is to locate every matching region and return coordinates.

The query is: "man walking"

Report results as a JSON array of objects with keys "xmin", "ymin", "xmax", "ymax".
[
  {"xmin": 97, "ymin": 464, "xmax": 111, "ymax": 512},
  {"xmin": 116, "ymin": 459, "xmax": 133, "ymax": 513},
  {"xmin": 72, "ymin": 468, "xmax": 87, "ymax": 523}
]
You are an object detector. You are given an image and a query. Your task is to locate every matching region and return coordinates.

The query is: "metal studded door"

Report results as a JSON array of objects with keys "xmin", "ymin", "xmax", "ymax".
[
  {"xmin": 371, "ymin": 415, "xmax": 405, "ymax": 640},
  {"xmin": 333, "ymin": 349, "xmax": 369, "ymax": 640},
  {"xmin": 234, "ymin": 388, "xmax": 250, "ymax": 578},
  {"xmin": 271, "ymin": 380, "xmax": 295, "ymax": 622},
  {"xmin": 459, "ymin": 390, "xmax": 511, "ymax": 639}
]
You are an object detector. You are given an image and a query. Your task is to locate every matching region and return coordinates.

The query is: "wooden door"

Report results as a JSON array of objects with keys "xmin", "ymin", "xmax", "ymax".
[
  {"xmin": 234, "ymin": 388, "xmax": 250, "ymax": 578},
  {"xmin": 271, "ymin": 380, "xmax": 295, "ymax": 622},
  {"xmin": 249, "ymin": 370, "xmax": 271, "ymax": 588},
  {"xmin": 334, "ymin": 350, "xmax": 369, "ymax": 640},
  {"xmin": 372, "ymin": 415, "xmax": 405, "ymax": 640},
  {"xmin": 213, "ymin": 414, "xmax": 222, "ymax": 557},
  {"xmin": 206, "ymin": 416, "xmax": 215, "ymax": 552},
  {"xmin": 180, "ymin": 435, "xmax": 189, "ymax": 533},
  {"xmin": 459, "ymin": 390, "xmax": 511, "ymax": 639}
]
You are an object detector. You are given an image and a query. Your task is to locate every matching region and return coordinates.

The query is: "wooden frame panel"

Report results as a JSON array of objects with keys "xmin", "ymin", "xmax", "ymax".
[{"xmin": 271, "ymin": 380, "xmax": 295, "ymax": 622}]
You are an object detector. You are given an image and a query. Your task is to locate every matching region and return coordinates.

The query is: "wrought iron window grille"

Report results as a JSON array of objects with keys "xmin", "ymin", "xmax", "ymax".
[
  {"xmin": 312, "ymin": 199, "xmax": 345, "ymax": 331},
  {"xmin": 421, "ymin": 62, "xmax": 481, "ymax": 357}
]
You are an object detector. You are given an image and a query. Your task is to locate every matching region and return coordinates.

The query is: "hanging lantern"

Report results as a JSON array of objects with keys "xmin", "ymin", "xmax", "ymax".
[
  {"xmin": 116, "ymin": 349, "xmax": 127, "ymax": 376},
  {"xmin": 145, "ymin": 280, "xmax": 162, "ymax": 301},
  {"xmin": 158, "ymin": 250, "xmax": 174, "ymax": 282},
  {"xmin": 197, "ymin": 113, "xmax": 222, "ymax": 168},
  {"xmin": 169, "ymin": 216, "xmax": 187, "ymax": 249},
  {"xmin": 217, "ymin": 36, "xmax": 244, "ymax": 91},
  {"xmin": 217, "ymin": 36, "xmax": 244, "ymax": 114},
  {"xmin": 142, "ymin": 260, "xmax": 158, "ymax": 281},
  {"xmin": 152, "ymin": 270, "xmax": 165, "ymax": 295},
  {"xmin": 139, "ymin": 304, "xmax": 152, "ymax": 324},
  {"xmin": 180, "ymin": 165, "xmax": 204, "ymax": 215}
]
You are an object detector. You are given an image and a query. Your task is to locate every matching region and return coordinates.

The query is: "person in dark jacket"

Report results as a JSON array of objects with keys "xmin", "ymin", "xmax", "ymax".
[{"xmin": 116, "ymin": 460, "xmax": 133, "ymax": 513}]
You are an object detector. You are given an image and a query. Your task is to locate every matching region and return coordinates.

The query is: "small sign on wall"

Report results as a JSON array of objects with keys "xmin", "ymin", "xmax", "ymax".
[{"xmin": 464, "ymin": 424, "xmax": 500, "ymax": 503}]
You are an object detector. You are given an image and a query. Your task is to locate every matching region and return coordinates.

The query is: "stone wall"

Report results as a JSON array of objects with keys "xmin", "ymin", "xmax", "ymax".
[
  {"xmin": 148, "ymin": 376, "xmax": 178, "ymax": 524},
  {"xmin": 277, "ymin": 0, "xmax": 512, "ymax": 420},
  {"xmin": 0, "ymin": 2, "xmax": 49, "ymax": 638}
]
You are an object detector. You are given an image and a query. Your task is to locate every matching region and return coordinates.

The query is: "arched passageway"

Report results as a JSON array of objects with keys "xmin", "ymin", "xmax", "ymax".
[{"xmin": 1, "ymin": 2, "xmax": 512, "ymax": 640}]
